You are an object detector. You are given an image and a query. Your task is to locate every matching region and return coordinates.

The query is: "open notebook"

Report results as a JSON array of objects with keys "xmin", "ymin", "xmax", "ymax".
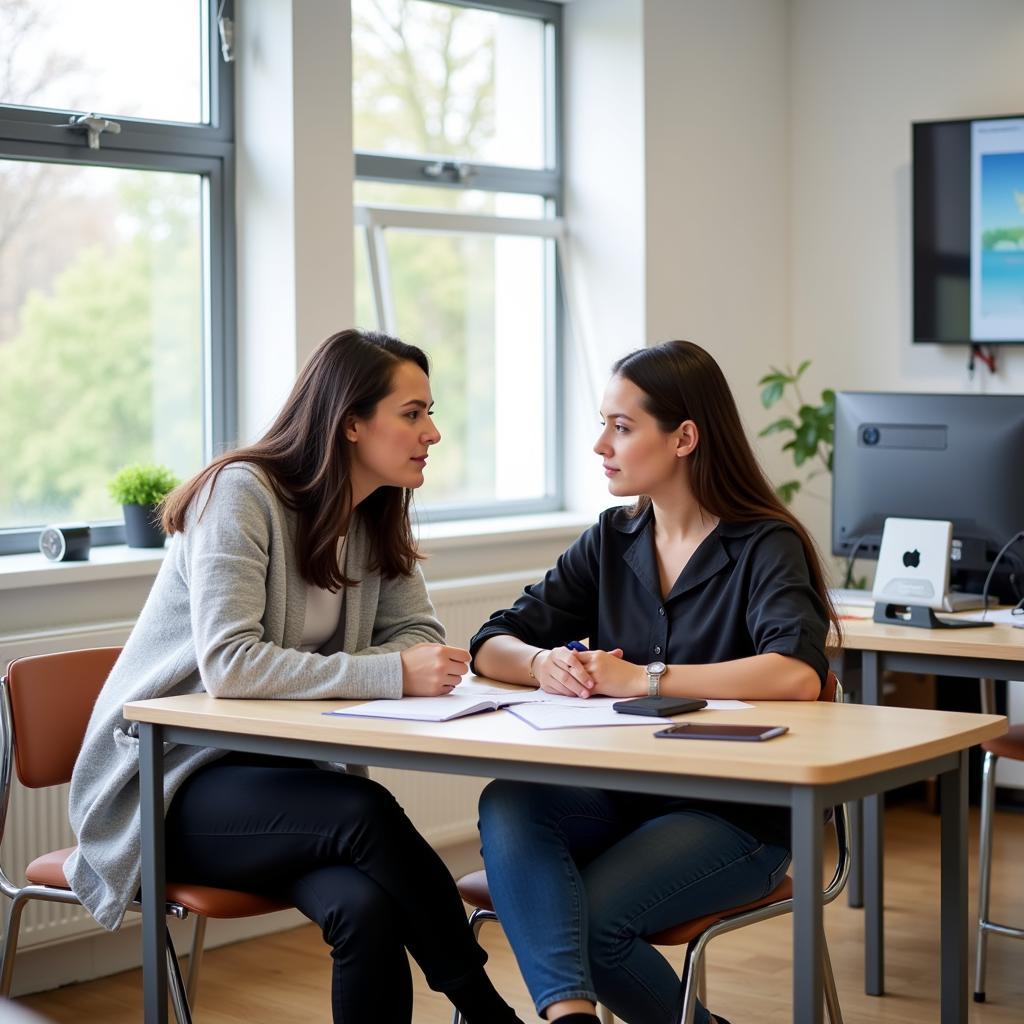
[
  {"xmin": 324, "ymin": 682, "xmax": 752, "ymax": 729},
  {"xmin": 325, "ymin": 690, "xmax": 541, "ymax": 722}
]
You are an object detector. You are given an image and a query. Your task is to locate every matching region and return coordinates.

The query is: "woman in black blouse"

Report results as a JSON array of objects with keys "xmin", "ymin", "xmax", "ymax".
[{"xmin": 472, "ymin": 340, "xmax": 840, "ymax": 1024}]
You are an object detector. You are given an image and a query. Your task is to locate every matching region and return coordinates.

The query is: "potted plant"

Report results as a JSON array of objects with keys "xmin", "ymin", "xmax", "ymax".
[
  {"xmin": 757, "ymin": 362, "xmax": 864, "ymax": 589},
  {"xmin": 108, "ymin": 463, "xmax": 180, "ymax": 548}
]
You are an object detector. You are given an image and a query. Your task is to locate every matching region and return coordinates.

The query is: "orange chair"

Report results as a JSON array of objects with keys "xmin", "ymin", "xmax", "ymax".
[
  {"xmin": 973, "ymin": 724, "xmax": 1024, "ymax": 1003},
  {"xmin": 454, "ymin": 674, "xmax": 849, "ymax": 1024},
  {"xmin": 0, "ymin": 649, "xmax": 289, "ymax": 1024}
]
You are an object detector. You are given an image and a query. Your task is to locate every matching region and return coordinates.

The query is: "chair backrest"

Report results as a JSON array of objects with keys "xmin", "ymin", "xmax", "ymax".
[{"xmin": 2, "ymin": 648, "xmax": 122, "ymax": 789}]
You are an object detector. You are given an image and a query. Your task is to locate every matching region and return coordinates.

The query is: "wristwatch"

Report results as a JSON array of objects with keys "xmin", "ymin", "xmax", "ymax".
[{"xmin": 645, "ymin": 661, "xmax": 667, "ymax": 697}]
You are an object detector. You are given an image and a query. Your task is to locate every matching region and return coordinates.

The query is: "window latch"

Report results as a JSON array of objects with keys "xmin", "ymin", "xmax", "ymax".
[
  {"xmin": 422, "ymin": 160, "xmax": 476, "ymax": 185},
  {"xmin": 66, "ymin": 113, "xmax": 122, "ymax": 150}
]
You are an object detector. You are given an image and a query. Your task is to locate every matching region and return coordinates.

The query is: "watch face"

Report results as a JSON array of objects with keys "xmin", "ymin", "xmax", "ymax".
[
  {"xmin": 39, "ymin": 527, "xmax": 66, "ymax": 561},
  {"xmin": 647, "ymin": 661, "xmax": 667, "ymax": 675}
]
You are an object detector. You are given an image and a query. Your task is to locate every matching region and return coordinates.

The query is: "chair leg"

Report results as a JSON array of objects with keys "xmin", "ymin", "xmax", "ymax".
[
  {"xmin": 677, "ymin": 934, "xmax": 712, "ymax": 1024},
  {"xmin": 452, "ymin": 910, "xmax": 498, "ymax": 1024},
  {"xmin": 166, "ymin": 926, "xmax": 193, "ymax": 1024},
  {"xmin": 822, "ymin": 932, "xmax": 843, "ymax": 1024},
  {"xmin": 597, "ymin": 1005, "xmax": 614, "ymax": 1023},
  {"xmin": 0, "ymin": 891, "xmax": 31, "ymax": 996},
  {"xmin": 696, "ymin": 956, "xmax": 707, "ymax": 1005},
  {"xmin": 184, "ymin": 913, "xmax": 207, "ymax": 1008},
  {"xmin": 974, "ymin": 750, "xmax": 997, "ymax": 1002}
]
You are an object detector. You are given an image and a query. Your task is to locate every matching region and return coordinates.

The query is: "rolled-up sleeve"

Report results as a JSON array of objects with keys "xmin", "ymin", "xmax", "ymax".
[
  {"xmin": 469, "ymin": 524, "xmax": 600, "ymax": 669},
  {"xmin": 744, "ymin": 526, "xmax": 829, "ymax": 683}
]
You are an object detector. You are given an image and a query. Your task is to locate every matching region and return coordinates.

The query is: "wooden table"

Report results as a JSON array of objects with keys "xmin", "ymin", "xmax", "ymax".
[
  {"xmin": 831, "ymin": 610, "xmax": 1024, "ymax": 995},
  {"xmin": 124, "ymin": 692, "xmax": 1004, "ymax": 1024}
]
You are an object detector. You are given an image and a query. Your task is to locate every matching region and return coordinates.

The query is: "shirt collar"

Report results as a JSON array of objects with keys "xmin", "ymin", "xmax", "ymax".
[
  {"xmin": 619, "ymin": 507, "xmax": 753, "ymax": 603},
  {"xmin": 612, "ymin": 504, "xmax": 761, "ymax": 539}
]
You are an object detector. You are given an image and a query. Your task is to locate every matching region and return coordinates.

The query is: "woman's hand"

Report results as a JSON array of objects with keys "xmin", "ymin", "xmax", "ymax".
[
  {"xmin": 577, "ymin": 649, "xmax": 647, "ymax": 697},
  {"xmin": 533, "ymin": 647, "xmax": 595, "ymax": 698},
  {"xmin": 400, "ymin": 643, "xmax": 471, "ymax": 696}
]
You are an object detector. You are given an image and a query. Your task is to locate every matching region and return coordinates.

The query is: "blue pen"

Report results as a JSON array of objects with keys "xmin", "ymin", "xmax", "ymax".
[{"xmin": 566, "ymin": 640, "xmax": 588, "ymax": 652}]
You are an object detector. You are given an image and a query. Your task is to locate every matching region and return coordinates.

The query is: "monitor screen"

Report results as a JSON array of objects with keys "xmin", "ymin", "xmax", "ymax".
[
  {"xmin": 832, "ymin": 392, "xmax": 1024, "ymax": 586},
  {"xmin": 913, "ymin": 114, "xmax": 1024, "ymax": 345}
]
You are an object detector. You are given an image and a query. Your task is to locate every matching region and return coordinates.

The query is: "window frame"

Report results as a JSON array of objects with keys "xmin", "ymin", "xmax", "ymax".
[
  {"xmin": 354, "ymin": 0, "xmax": 565, "ymax": 522},
  {"xmin": 0, "ymin": 0, "xmax": 236, "ymax": 555}
]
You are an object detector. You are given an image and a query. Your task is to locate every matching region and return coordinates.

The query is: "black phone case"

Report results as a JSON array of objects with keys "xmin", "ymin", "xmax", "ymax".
[{"xmin": 613, "ymin": 696, "xmax": 708, "ymax": 717}]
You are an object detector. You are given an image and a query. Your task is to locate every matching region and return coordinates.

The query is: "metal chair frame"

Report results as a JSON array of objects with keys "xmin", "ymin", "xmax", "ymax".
[
  {"xmin": 0, "ymin": 668, "xmax": 208, "ymax": 1023},
  {"xmin": 453, "ymin": 680, "xmax": 850, "ymax": 1024},
  {"xmin": 973, "ymin": 745, "xmax": 1024, "ymax": 1003}
]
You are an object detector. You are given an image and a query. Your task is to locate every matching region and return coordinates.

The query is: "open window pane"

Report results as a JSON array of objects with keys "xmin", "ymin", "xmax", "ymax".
[
  {"xmin": 0, "ymin": 161, "xmax": 206, "ymax": 529},
  {"xmin": 356, "ymin": 181, "xmax": 546, "ymax": 217},
  {"xmin": 353, "ymin": 0, "xmax": 548, "ymax": 170},
  {"xmin": 354, "ymin": 226, "xmax": 378, "ymax": 329},
  {"xmin": 0, "ymin": 1, "xmax": 205, "ymax": 123},
  {"xmin": 382, "ymin": 229, "xmax": 550, "ymax": 508}
]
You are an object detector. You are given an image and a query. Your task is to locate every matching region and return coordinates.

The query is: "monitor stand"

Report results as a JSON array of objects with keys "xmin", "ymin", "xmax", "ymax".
[{"xmin": 873, "ymin": 602, "xmax": 995, "ymax": 629}]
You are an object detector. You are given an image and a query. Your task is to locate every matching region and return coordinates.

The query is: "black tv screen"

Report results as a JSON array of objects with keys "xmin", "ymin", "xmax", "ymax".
[{"xmin": 913, "ymin": 114, "xmax": 1024, "ymax": 345}]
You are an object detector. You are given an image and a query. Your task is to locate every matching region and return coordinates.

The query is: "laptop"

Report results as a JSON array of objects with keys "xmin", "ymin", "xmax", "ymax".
[{"xmin": 872, "ymin": 518, "xmax": 986, "ymax": 612}]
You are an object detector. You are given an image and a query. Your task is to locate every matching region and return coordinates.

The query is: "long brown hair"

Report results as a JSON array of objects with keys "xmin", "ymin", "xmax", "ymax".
[
  {"xmin": 613, "ymin": 340, "xmax": 840, "ymax": 646},
  {"xmin": 162, "ymin": 329, "xmax": 428, "ymax": 590}
]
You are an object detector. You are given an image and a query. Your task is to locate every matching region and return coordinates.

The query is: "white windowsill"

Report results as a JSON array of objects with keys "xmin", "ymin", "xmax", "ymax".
[{"xmin": 0, "ymin": 511, "xmax": 593, "ymax": 592}]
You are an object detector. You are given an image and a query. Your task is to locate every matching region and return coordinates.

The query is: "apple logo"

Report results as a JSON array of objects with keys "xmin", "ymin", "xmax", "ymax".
[{"xmin": 902, "ymin": 549, "xmax": 921, "ymax": 568}]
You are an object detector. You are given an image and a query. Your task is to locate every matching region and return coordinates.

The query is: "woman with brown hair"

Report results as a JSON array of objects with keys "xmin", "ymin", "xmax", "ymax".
[
  {"xmin": 67, "ymin": 329, "xmax": 523, "ymax": 1024},
  {"xmin": 472, "ymin": 340, "xmax": 839, "ymax": 1024}
]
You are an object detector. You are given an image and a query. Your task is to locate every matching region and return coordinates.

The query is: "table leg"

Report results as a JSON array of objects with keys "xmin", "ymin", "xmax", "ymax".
[
  {"xmin": 792, "ymin": 787, "xmax": 823, "ymax": 1024},
  {"xmin": 140, "ymin": 723, "xmax": 168, "ymax": 1024},
  {"xmin": 940, "ymin": 750, "xmax": 968, "ymax": 1024},
  {"xmin": 833, "ymin": 650, "xmax": 864, "ymax": 909},
  {"xmin": 862, "ymin": 651, "xmax": 884, "ymax": 996}
]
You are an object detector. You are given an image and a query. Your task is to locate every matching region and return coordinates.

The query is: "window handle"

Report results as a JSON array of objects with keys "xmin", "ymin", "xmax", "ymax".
[
  {"xmin": 66, "ymin": 113, "xmax": 122, "ymax": 150},
  {"xmin": 422, "ymin": 160, "xmax": 476, "ymax": 185}
]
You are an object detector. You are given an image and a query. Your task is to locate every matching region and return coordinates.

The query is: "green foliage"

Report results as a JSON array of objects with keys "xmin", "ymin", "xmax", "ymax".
[
  {"xmin": 107, "ymin": 463, "xmax": 179, "ymax": 507},
  {"xmin": 0, "ymin": 170, "xmax": 203, "ymax": 527},
  {"xmin": 758, "ymin": 360, "xmax": 834, "ymax": 505}
]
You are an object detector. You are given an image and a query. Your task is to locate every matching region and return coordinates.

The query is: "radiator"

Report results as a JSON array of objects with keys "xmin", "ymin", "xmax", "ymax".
[{"xmin": 0, "ymin": 571, "xmax": 539, "ymax": 951}]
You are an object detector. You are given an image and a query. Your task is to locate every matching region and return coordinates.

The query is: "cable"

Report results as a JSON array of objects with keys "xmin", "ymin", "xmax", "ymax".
[
  {"xmin": 980, "ymin": 530, "xmax": 1024, "ymax": 619},
  {"xmin": 842, "ymin": 534, "xmax": 869, "ymax": 589}
]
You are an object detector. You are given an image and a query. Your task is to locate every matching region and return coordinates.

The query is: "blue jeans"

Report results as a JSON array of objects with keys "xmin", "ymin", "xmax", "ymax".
[{"xmin": 479, "ymin": 781, "xmax": 791, "ymax": 1024}]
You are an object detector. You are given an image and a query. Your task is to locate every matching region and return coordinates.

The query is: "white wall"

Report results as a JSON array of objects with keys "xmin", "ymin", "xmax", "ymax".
[
  {"xmin": 643, "ymin": 0, "xmax": 791, "ymax": 485},
  {"xmin": 789, "ymin": 0, "xmax": 1024, "ymax": 548}
]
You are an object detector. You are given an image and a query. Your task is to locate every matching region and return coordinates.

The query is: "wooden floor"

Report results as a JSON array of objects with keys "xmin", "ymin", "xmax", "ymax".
[{"xmin": 19, "ymin": 803, "xmax": 1024, "ymax": 1023}]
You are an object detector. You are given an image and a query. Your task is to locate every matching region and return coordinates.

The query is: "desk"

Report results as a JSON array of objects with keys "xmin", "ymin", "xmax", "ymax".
[
  {"xmin": 124, "ymin": 694, "xmax": 1004, "ymax": 1024},
  {"xmin": 832, "ymin": 611, "xmax": 1024, "ymax": 996}
]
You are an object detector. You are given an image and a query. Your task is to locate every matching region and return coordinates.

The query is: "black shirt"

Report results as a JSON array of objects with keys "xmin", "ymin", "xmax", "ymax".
[{"xmin": 469, "ymin": 504, "xmax": 830, "ymax": 847}]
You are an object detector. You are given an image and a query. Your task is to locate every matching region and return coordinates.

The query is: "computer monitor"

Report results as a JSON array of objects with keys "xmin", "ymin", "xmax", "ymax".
[{"xmin": 832, "ymin": 391, "xmax": 1024, "ymax": 593}]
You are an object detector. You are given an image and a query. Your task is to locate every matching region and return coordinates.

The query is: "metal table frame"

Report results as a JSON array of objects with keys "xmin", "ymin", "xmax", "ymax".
[
  {"xmin": 136, "ymin": 720, "xmax": 972, "ymax": 1024},
  {"xmin": 832, "ymin": 647, "xmax": 1015, "ymax": 998}
]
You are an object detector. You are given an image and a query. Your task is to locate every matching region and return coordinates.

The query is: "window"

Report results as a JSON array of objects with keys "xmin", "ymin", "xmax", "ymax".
[
  {"xmin": 0, "ymin": 1, "xmax": 235, "ymax": 554},
  {"xmin": 353, "ymin": 0, "xmax": 563, "ymax": 519}
]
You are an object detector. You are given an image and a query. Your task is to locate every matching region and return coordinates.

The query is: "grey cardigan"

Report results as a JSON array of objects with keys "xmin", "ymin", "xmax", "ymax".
[{"xmin": 66, "ymin": 464, "xmax": 444, "ymax": 930}]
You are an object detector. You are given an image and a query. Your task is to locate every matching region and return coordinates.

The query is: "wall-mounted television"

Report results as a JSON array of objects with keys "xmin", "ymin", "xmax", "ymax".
[{"xmin": 913, "ymin": 114, "xmax": 1024, "ymax": 345}]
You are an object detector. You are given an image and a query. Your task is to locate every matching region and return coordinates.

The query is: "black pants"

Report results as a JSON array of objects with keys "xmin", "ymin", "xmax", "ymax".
[{"xmin": 165, "ymin": 753, "xmax": 487, "ymax": 1023}]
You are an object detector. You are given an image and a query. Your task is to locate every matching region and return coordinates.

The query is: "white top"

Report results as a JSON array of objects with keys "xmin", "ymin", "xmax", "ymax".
[{"xmin": 299, "ymin": 537, "xmax": 347, "ymax": 652}]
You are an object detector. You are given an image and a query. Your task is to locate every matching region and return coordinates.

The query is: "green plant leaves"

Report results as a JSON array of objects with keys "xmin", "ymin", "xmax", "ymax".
[
  {"xmin": 757, "ymin": 362, "xmax": 834, "ymax": 505},
  {"xmin": 108, "ymin": 463, "xmax": 180, "ymax": 506},
  {"xmin": 776, "ymin": 480, "xmax": 801, "ymax": 503}
]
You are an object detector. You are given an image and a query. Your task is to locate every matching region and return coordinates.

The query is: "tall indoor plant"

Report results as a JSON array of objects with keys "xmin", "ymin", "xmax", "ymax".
[{"xmin": 757, "ymin": 360, "xmax": 834, "ymax": 505}]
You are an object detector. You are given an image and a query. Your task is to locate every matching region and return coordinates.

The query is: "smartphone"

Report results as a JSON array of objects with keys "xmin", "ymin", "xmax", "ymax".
[
  {"xmin": 654, "ymin": 723, "xmax": 789, "ymax": 741},
  {"xmin": 613, "ymin": 696, "xmax": 708, "ymax": 717}
]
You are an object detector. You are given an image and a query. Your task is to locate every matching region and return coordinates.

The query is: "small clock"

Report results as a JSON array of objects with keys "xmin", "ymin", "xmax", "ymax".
[{"xmin": 39, "ymin": 524, "xmax": 91, "ymax": 562}]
